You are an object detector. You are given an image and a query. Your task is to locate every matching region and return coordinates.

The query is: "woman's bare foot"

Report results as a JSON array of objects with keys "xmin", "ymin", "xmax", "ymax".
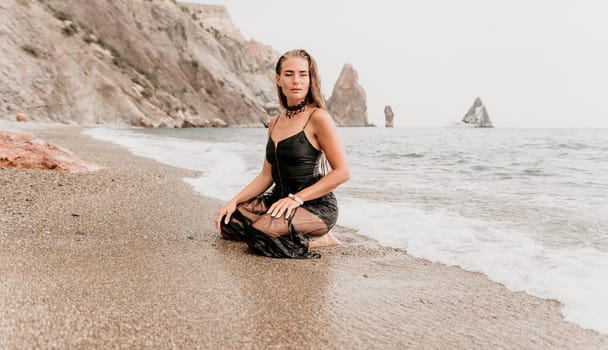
[{"xmin": 308, "ymin": 232, "xmax": 341, "ymax": 249}]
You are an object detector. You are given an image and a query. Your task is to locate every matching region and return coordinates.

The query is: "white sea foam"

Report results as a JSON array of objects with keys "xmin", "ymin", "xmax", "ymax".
[
  {"xmin": 338, "ymin": 198, "xmax": 608, "ymax": 334},
  {"xmin": 85, "ymin": 126, "xmax": 608, "ymax": 335},
  {"xmin": 84, "ymin": 127, "xmax": 254, "ymax": 200}
]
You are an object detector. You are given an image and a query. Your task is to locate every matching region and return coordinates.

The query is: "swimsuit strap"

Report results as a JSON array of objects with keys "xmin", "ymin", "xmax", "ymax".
[
  {"xmin": 270, "ymin": 108, "xmax": 317, "ymax": 137},
  {"xmin": 302, "ymin": 108, "xmax": 317, "ymax": 130},
  {"xmin": 268, "ymin": 114, "xmax": 280, "ymax": 135}
]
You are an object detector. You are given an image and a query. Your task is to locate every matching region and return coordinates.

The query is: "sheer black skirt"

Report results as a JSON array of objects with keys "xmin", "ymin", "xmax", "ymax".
[{"xmin": 220, "ymin": 193, "xmax": 338, "ymax": 259}]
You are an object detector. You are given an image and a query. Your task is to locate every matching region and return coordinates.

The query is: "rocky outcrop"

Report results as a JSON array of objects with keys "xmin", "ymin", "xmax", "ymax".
[
  {"xmin": 0, "ymin": 130, "xmax": 100, "ymax": 173},
  {"xmin": 462, "ymin": 97, "xmax": 493, "ymax": 128},
  {"xmin": 384, "ymin": 105, "xmax": 394, "ymax": 128},
  {"xmin": 0, "ymin": 0, "xmax": 280, "ymax": 127},
  {"xmin": 327, "ymin": 64, "xmax": 370, "ymax": 127}
]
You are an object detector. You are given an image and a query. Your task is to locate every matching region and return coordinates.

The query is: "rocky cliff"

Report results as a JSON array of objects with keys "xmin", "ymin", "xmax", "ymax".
[
  {"xmin": 0, "ymin": 0, "xmax": 280, "ymax": 127},
  {"xmin": 327, "ymin": 64, "xmax": 370, "ymax": 127}
]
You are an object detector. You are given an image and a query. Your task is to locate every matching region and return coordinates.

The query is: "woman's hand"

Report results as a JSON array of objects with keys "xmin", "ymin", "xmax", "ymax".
[
  {"xmin": 267, "ymin": 197, "xmax": 301, "ymax": 219},
  {"xmin": 215, "ymin": 201, "xmax": 237, "ymax": 233}
]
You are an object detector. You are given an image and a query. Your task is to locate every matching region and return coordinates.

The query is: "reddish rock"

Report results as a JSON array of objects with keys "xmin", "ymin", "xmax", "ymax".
[
  {"xmin": 0, "ymin": 131, "xmax": 101, "ymax": 173},
  {"xmin": 16, "ymin": 113, "xmax": 29, "ymax": 122}
]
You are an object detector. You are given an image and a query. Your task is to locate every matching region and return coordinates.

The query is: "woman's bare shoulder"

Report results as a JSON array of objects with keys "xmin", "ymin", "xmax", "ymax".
[
  {"xmin": 310, "ymin": 108, "xmax": 334, "ymax": 122},
  {"xmin": 310, "ymin": 108, "xmax": 336, "ymax": 129}
]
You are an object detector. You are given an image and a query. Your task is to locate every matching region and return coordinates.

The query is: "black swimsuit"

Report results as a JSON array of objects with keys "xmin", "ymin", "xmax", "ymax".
[{"xmin": 220, "ymin": 111, "xmax": 338, "ymax": 258}]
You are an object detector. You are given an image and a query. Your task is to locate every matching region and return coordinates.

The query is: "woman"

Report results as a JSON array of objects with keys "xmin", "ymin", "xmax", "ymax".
[{"xmin": 215, "ymin": 49, "xmax": 350, "ymax": 258}]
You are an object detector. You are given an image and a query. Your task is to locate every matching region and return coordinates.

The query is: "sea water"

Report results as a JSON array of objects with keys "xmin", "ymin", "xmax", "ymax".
[{"xmin": 85, "ymin": 126, "xmax": 608, "ymax": 334}]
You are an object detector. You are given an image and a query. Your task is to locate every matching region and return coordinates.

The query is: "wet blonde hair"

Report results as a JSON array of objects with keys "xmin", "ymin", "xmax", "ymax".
[{"xmin": 275, "ymin": 49, "xmax": 326, "ymax": 110}]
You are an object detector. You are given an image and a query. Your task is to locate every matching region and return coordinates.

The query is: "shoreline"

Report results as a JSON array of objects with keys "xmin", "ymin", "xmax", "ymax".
[{"xmin": 1, "ymin": 122, "xmax": 607, "ymax": 349}]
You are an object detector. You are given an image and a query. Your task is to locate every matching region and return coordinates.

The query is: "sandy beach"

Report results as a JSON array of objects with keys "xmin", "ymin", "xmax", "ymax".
[{"xmin": 1, "ymin": 123, "xmax": 607, "ymax": 349}]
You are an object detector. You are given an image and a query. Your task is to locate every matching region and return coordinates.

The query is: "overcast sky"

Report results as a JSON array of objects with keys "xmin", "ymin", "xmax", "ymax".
[{"xmin": 186, "ymin": 0, "xmax": 607, "ymax": 128}]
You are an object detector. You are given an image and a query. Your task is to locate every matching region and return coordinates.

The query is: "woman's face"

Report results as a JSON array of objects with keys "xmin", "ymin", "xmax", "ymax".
[{"xmin": 277, "ymin": 56, "xmax": 310, "ymax": 105}]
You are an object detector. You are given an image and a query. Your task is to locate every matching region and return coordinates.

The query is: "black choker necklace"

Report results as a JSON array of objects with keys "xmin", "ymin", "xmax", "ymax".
[{"xmin": 285, "ymin": 101, "xmax": 306, "ymax": 119}]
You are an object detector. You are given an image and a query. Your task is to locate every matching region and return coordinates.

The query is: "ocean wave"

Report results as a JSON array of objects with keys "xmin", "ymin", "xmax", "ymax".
[
  {"xmin": 550, "ymin": 142, "xmax": 593, "ymax": 150},
  {"xmin": 380, "ymin": 152, "xmax": 425, "ymax": 160}
]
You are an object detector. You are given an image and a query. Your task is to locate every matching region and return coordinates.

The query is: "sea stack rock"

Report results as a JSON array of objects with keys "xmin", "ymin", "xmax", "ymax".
[
  {"xmin": 327, "ymin": 64, "xmax": 370, "ymax": 127},
  {"xmin": 384, "ymin": 105, "xmax": 394, "ymax": 127},
  {"xmin": 462, "ymin": 97, "xmax": 493, "ymax": 128}
]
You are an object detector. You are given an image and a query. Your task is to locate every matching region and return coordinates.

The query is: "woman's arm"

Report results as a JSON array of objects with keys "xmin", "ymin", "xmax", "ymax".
[
  {"xmin": 296, "ymin": 109, "xmax": 350, "ymax": 201},
  {"xmin": 227, "ymin": 159, "xmax": 274, "ymax": 205},
  {"xmin": 266, "ymin": 109, "xmax": 350, "ymax": 219},
  {"xmin": 215, "ymin": 159, "xmax": 273, "ymax": 232},
  {"xmin": 215, "ymin": 117, "xmax": 278, "ymax": 232}
]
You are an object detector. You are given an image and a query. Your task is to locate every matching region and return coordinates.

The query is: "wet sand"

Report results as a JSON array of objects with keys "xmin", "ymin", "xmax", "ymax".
[{"xmin": 1, "ymin": 123, "xmax": 608, "ymax": 349}]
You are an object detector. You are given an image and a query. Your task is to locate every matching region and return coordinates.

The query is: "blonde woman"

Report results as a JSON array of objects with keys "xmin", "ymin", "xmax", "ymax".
[{"xmin": 215, "ymin": 49, "xmax": 349, "ymax": 258}]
